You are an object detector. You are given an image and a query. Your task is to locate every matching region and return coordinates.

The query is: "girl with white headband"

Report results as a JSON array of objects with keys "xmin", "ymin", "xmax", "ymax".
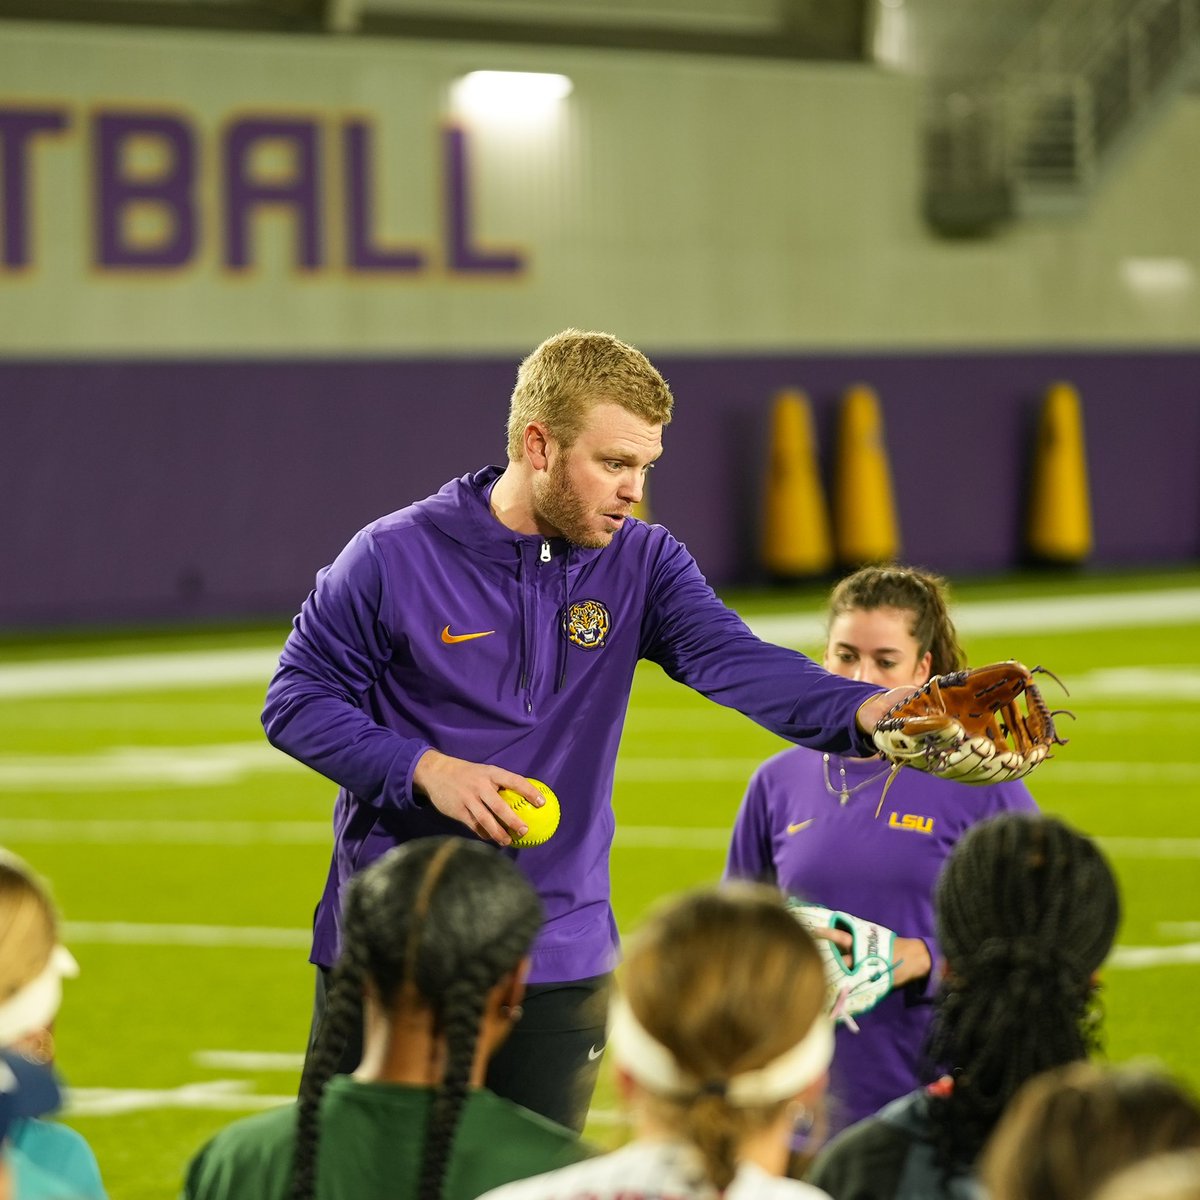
[
  {"xmin": 0, "ymin": 848, "xmax": 105, "ymax": 1200},
  {"xmin": 480, "ymin": 883, "xmax": 836, "ymax": 1200}
]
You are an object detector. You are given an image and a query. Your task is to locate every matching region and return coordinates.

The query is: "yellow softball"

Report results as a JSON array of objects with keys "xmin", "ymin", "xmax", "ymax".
[{"xmin": 497, "ymin": 778, "xmax": 561, "ymax": 849}]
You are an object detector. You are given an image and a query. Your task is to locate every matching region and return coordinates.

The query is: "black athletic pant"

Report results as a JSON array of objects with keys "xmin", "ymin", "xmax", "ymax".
[{"xmin": 305, "ymin": 966, "xmax": 611, "ymax": 1134}]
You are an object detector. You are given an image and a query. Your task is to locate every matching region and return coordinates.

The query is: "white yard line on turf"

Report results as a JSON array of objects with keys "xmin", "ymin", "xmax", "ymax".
[
  {"xmin": 1108, "ymin": 943, "xmax": 1200, "ymax": 968},
  {"xmin": 0, "ymin": 818, "xmax": 331, "ymax": 842},
  {"xmin": 0, "ymin": 742, "xmax": 301, "ymax": 788},
  {"xmin": 0, "ymin": 649, "xmax": 282, "ymax": 698},
  {"xmin": 2, "ymin": 587, "xmax": 1198, "ymax": 699},
  {"xmin": 746, "ymin": 588, "xmax": 1200, "ymax": 645},
  {"xmin": 64, "ymin": 1080, "xmax": 629, "ymax": 1122},
  {"xmin": 51, "ymin": 926, "xmax": 1200, "ymax": 960},
  {"xmin": 7, "ymin": 822, "xmax": 1200, "ymax": 857},
  {"xmin": 1048, "ymin": 763, "xmax": 1200, "ymax": 782},
  {"xmin": 65, "ymin": 1081, "xmax": 298, "ymax": 1116},
  {"xmin": 63, "ymin": 921, "xmax": 310, "ymax": 948},
  {"xmin": 187, "ymin": 1049, "xmax": 624, "ymax": 1130},
  {"xmin": 1, "ymin": 745, "xmax": 1199, "ymax": 790},
  {"xmin": 194, "ymin": 1051, "xmax": 305, "ymax": 1072},
  {"xmin": 0, "ymin": 747, "xmax": 780, "ymax": 789},
  {"xmin": 1102, "ymin": 838, "xmax": 1200, "ymax": 858}
]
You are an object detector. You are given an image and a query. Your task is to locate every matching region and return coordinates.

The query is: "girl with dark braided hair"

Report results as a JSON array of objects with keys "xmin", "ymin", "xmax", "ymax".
[
  {"xmin": 807, "ymin": 812, "xmax": 1121, "ymax": 1200},
  {"xmin": 184, "ymin": 837, "xmax": 590, "ymax": 1200},
  {"xmin": 480, "ymin": 883, "xmax": 836, "ymax": 1200},
  {"xmin": 726, "ymin": 564, "xmax": 1038, "ymax": 1138}
]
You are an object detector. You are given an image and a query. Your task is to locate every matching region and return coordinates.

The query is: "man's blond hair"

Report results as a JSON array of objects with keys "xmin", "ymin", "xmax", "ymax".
[{"xmin": 506, "ymin": 329, "xmax": 674, "ymax": 461}]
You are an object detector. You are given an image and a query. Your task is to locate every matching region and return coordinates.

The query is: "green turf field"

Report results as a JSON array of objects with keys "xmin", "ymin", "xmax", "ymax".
[{"xmin": 2, "ymin": 567, "xmax": 1199, "ymax": 1200}]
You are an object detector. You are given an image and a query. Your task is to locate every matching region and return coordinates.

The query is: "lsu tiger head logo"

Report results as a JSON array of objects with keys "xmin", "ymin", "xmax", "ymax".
[{"xmin": 564, "ymin": 599, "xmax": 611, "ymax": 650}]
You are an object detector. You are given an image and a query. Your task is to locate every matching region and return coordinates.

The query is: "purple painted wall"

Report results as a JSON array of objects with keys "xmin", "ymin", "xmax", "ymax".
[{"xmin": 2, "ymin": 349, "xmax": 1198, "ymax": 630}]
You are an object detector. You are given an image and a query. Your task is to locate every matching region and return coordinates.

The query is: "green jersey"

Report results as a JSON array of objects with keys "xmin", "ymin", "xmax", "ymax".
[{"xmin": 183, "ymin": 1076, "xmax": 591, "ymax": 1200}]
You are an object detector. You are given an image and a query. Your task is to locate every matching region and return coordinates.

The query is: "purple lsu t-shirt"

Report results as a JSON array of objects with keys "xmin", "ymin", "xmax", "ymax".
[{"xmin": 725, "ymin": 747, "xmax": 1037, "ymax": 1135}]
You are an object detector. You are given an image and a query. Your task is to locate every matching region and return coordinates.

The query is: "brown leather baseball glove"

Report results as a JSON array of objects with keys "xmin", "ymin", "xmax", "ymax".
[{"xmin": 871, "ymin": 661, "xmax": 1068, "ymax": 786}]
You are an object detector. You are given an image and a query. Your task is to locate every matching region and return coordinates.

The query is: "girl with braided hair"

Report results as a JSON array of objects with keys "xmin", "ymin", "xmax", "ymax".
[
  {"xmin": 479, "ymin": 882, "xmax": 837, "ymax": 1200},
  {"xmin": 184, "ymin": 837, "xmax": 590, "ymax": 1200},
  {"xmin": 807, "ymin": 812, "xmax": 1121, "ymax": 1200},
  {"xmin": 725, "ymin": 564, "xmax": 1038, "ymax": 1139}
]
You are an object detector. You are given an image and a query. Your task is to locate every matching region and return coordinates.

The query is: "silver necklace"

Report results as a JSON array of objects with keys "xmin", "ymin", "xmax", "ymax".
[{"xmin": 822, "ymin": 754, "xmax": 894, "ymax": 805}]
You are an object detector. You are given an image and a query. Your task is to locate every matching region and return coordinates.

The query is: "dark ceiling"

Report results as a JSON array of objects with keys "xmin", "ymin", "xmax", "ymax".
[{"xmin": 0, "ymin": 0, "xmax": 870, "ymax": 59}]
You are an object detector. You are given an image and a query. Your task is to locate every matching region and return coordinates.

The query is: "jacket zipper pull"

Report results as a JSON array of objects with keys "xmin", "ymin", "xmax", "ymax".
[{"xmin": 539, "ymin": 539, "xmax": 551, "ymax": 563}]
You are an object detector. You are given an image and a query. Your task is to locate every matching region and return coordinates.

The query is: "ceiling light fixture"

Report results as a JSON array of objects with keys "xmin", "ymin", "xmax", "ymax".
[{"xmin": 451, "ymin": 71, "xmax": 573, "ymax": 119}]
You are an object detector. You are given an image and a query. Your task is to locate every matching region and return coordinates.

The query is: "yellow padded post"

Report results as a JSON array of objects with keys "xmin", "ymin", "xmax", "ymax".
[
  {"xmin": 761, "ymin": 389, "xmax": 833, "ymax": 579},
  {"xmin": 1028, "ymin": 381, "xmax": 1093, "ymax": 563},
  {"xmin": 834, "ymin": 384, "xmax": 900, "ymax": 566}
]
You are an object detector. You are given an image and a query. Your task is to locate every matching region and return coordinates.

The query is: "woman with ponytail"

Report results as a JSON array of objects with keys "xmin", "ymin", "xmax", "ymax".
[
  {"xmin": 808, "ymin": 812, "xmax": 1121, "ymax": 1200},
  {"xmin": 184, "ymin": 837, "xmax": 590, "ymax": 1200},
  {"xmin": 480, "ymin": 883, "xmax": 836, "ymax": 1200},
  {"xmin": 725, "ymin": 565, "xmax": 1039, "ymax": 1138}
]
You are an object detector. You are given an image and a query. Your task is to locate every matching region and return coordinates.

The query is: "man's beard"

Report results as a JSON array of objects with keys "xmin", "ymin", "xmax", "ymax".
[{"xmin": 533, "ymin": 457, "xmax": 612, "ymax": 549}]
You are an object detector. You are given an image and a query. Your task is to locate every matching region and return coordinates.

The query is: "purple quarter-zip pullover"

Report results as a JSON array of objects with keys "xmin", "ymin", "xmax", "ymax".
[{"xmin": 263, "ymin": 466, "xmax": 882, "ymax": 984}]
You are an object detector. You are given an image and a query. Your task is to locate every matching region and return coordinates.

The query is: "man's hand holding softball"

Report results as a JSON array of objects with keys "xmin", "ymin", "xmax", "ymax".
[{"xmin": 412, "ymin": 748, "xmax": 545, "ymax": 847}]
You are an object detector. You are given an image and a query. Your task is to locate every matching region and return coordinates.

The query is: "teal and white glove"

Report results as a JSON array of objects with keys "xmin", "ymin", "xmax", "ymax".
[{"xmin": 786, "ymin": 899, "xmax": 898, "ymax": 1030}]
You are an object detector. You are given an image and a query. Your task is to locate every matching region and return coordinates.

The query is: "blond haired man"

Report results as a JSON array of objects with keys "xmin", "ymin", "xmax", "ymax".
[{"xmin": 265, "ymin": 329, "xmax": 899, "ymax": 1130}]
